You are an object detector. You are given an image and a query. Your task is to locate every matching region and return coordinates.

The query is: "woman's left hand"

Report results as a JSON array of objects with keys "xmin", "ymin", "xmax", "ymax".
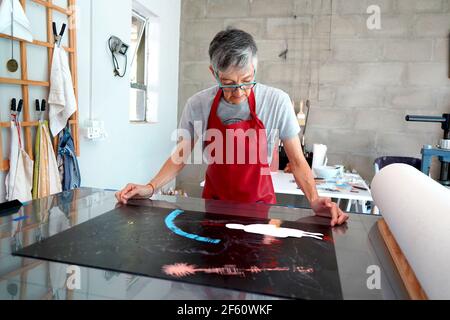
[{"xmin": 311, "ymin": 198, "xmax": 349, "ymax": 227}]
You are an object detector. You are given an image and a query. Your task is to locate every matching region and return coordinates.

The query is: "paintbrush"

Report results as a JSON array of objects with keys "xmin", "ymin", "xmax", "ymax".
[{"xmin": 297, "ymin": 100, "xmax": 306, "ymax": 127}]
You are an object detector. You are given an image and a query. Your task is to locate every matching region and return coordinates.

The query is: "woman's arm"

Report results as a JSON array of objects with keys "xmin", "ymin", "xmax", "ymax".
[
  {"xmin": 282, "ymin": 136, "xmax": 349, "ymax": 226},
  {"xmin": 282, "ymin": 136, "xmax": 319, "ymax": 203},
  {"xmin": 116, "ymin": 138, "xmax": 195, "ymax": 204}
]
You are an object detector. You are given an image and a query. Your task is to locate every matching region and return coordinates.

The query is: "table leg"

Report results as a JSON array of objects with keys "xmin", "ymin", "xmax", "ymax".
[{"xmin": 346, "ymin": 200, "xmax": 353, "ymax": 212}]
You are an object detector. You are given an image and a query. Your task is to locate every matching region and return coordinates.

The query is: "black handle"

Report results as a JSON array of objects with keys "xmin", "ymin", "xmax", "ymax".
[
  {"xmin": 17, "ymin": 100, "xmax": 23, "ymax": 113},
  {"xmin": 60, "ymin": 23, "xmax": 67, "ymax": 37},
  {"xmin": 41, "ymin": 100, "xmax": 46, "ymax": 112},
  {"xmin": 405, "ymin": 115, "xmax": 446, "ymax": 123},
  {"xmin": 35, "ymin": 99, "xmax": 40, "ymax": 112},
  {"xmin": 11, "ymin": 98, "xmax": 17, "ymax": 112},
  {"xmin": 52, "ymin": 22, "xmax": 58, "ymax": 37},
  {"xmin": 53, "ymin": 22, "xmax": 67, "ymax": 37}
]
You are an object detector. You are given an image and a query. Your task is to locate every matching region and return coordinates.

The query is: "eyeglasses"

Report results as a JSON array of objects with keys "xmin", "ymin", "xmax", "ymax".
[
  {"xmin": 214, "ymin": 70, "xmax": 257, "ymax": 93},
  {"xmin": 219, "ymin": 82, "xmax": 257, "ymax": 92}
]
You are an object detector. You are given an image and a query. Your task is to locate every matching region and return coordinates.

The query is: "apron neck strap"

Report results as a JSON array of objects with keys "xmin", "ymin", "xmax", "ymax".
[
  {"xmin": 248, "ymin": 89, "xmax": 257, "ymax": 117},
  {"xmin": 211, "ymin": 88, "xmax": 257, "ymax": 114},
  {"xmin": 209, "ymin": 88, "xmax": 258, "ymax": 125},
  {"xmin": 211, "ymin": 88, "xmax": 224, "ymax": 116}
]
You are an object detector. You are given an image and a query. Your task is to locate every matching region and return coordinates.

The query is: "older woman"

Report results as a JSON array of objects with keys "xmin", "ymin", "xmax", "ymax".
[{"xmin": 116, "ymin": 28, "xmax": 348, "ymax": 226}]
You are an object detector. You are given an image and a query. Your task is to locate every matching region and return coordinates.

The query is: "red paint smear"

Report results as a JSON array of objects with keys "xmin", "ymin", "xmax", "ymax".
[
  {"xmin": 262, "ymin": 260, "xmax": 279, "ymax": 269},
  {"xmin": 200, "ymin": 221, "xmax": 225, "ymax": 227},
  {"xmin": 262, "ymin": 236, "xmax": 282, "ymax": 245},
  {"xmin": 162, "ymin": 263, "xmax": 313, "ymax": 278},
  {"xmin": 323, "ymin": 235, "xmax": 334, "ymax": 243}
]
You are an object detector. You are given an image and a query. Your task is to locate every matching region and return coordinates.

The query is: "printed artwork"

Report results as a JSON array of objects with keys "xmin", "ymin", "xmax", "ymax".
[{"xmin": 13, "ymin": 205, "xmax": 342, "ymax": 299}]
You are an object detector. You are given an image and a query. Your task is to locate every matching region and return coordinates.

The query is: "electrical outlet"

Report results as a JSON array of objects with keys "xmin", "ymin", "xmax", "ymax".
[{"xmin": 83, "ymin": 120, "xmax": 108, "ymax": 141}]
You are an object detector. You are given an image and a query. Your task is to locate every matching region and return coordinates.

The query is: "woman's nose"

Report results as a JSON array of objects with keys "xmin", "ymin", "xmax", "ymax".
[{"xmin": 232, "ymin": 88, "xmax": 245, "ymax": 97}]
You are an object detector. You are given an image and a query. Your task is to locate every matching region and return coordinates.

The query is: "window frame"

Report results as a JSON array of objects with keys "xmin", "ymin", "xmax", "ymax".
[{"xmin": 129, "ymin": 4, "xmax": 160, "ymax": 124}]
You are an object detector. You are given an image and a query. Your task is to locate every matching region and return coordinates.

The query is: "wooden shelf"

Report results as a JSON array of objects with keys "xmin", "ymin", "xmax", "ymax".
[
  {"xmin": 0, "ymin": 33, "xmax": 74, "ymax": 52},
  {"xmin": 0, "ymin": 120, "xmax": 78, "ymax": 128},
  {"xmin": 0, "ymin": 0, "xmax": 80, "ymax": 171},
  {"xmin": 0, "ymin": 77, "xmax": 49, "ymax": 87},
  {"xmin": 31, "ymin": 0, "xmax": 73, "ymax": 16},
  {"xmin": 0, "ymin": 261, "xmax": 43, "ymax": 282}
]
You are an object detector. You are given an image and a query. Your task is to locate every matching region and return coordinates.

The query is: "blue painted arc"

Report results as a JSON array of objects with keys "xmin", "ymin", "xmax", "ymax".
[{"xmin": 164, "ymin": 210, "xmax": 221, "ymax": 244}]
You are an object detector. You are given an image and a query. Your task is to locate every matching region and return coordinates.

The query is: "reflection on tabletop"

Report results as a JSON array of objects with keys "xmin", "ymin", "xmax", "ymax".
[{"xmin": 1, "ymin": 188, "xmax": 407, "ymax": 300}]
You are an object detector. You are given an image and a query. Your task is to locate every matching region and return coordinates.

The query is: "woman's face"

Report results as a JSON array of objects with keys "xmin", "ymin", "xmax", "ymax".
[{"xmin": 212, "ymin": 65, "xmax": 255, "ymax": 105}]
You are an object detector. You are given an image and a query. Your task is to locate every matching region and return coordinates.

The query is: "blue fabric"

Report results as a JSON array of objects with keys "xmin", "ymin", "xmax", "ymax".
[
  {"xmin": 57, "ymin": 128, "xmax": 81, "ymax": 191},
  {"xmin": 55, "ymin": 191, "xmax": 74, "ymax": 219}
]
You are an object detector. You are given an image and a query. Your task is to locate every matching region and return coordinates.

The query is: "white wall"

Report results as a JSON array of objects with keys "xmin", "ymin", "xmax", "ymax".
[
  {"xmin": 78, "ymin": 0, "xmax": 181, "ymax": 190},
  {"xmin": 0, "ymin": 0, "xmax": 181, "ymax": 201}
]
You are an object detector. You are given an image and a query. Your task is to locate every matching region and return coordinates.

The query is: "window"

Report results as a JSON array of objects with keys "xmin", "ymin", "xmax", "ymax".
[{"xmin": 130, "ymin": 4, "xmax": 160, "ymax": 123}]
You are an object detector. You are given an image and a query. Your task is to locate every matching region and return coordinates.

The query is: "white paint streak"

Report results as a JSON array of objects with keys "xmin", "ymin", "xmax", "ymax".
[{"xmin": 226, "ymin": 224, "xmax": 324, "ymax": 240}]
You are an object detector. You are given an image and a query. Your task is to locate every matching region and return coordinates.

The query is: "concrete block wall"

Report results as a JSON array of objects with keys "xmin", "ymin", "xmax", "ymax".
[{"xmin": 177, "ymin": 0, "xmax": 450, "ymax": 197}]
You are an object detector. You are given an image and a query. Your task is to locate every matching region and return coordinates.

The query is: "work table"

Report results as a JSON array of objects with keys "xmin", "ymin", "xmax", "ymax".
[{"xmin": 0, "ymin": 188, "xmax": 408, "ymax": 300}]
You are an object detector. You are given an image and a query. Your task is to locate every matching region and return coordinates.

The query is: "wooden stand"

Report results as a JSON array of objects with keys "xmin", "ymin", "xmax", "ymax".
[
  {"xmin": 377, "ymin": 219, "xmax": 428, "ymax": 300},
  {"xmin": 0, "ymin": 0, "xmax": 80, "ymax": 172}
]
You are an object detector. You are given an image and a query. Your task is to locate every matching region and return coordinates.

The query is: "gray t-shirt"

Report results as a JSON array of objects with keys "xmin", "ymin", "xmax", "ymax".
[{"xmin": 179, "ymin": 83, "xmax": 300, "ymax": 164}]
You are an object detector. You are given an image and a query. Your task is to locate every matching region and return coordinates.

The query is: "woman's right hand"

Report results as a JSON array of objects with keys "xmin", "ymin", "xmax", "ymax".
[{"xmin": 115, "ymin": 183, "xmax": 155, "ymax": 204}]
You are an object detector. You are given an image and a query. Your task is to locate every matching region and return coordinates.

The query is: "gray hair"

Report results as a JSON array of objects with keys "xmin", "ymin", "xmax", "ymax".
[{"xmin": 209, "ymin": 28, "xmax": 258, "ymax": 73}]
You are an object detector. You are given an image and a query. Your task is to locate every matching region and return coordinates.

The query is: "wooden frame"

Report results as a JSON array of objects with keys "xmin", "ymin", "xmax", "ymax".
[
  {"xmin": 377, "ymin": 219, "xmax": 428, "ymax": 300},
  {"xmin": 0, "ymin": 0, "xmax": 80, "ymax": 172}
]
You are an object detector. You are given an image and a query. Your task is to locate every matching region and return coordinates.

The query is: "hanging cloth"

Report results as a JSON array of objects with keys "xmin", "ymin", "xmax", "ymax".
[
  {"xmin": 48, "ymin": 46, "xmax": 77, "ymax": 137},
  {"xmin": 57, "ymin": 128, "xmax": 81, "ymax": 191},
  {"xmin": 0, "ymin": 0, "xmax": 34, "ymax": 42},
  {"xmin": 32, "ymin": 121, "xmax": 62, "ymax": 199},
  {"xmin": 5, "ymin": 120, "xmax": 33, "ymax": 203}
]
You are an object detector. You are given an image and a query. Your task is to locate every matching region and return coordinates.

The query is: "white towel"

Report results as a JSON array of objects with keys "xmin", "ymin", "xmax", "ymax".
[
  {"xmin": 0, "ymin": 0, "xmax": 34, "ymax": 43},
  {"xmin": 5, "ymin": 121, "xmax": 33, "ymax": 203},
  {"xmin": 48, "ymin": 46, "xmax": 77, "ymax": 137}
]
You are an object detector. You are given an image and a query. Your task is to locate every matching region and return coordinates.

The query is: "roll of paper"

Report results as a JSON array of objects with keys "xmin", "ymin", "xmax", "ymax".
[
  {"xmin": 371, "ymin": 164, "xmax": 450, "ymax": 299},
  {"xmin": 312, "ymin": 144, "xmax": 328, "ymax": 169}
]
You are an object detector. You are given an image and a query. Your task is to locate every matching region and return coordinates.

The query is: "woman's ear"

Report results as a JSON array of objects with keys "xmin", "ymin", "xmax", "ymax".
[{"xmin": 209, "ymin": 65, "xmax": 216, "ymax": 79}]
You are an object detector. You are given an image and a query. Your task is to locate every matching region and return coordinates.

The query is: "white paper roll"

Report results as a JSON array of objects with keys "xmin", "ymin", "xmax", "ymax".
[
  {"xmin": 371, "ymin": 164, "xmax": 450, "ymax": 299},
  {"xmin": 312, "ymin": 144, "xmax": 328, "ymax": 169}
]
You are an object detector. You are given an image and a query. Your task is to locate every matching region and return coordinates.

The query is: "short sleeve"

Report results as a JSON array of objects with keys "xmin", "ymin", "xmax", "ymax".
[
  {"xmin": 277, "ymin": 92, "xmax": 301, "ymax": 141},
  {"xmin": 178, "ymin": 100, "xmax": 195, "ymax": 141}
]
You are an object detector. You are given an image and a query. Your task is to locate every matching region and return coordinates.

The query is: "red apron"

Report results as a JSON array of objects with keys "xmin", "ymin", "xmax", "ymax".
[{"xmin": 202, "ymin": 89, "xmax": 277, "ymax": 205}]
